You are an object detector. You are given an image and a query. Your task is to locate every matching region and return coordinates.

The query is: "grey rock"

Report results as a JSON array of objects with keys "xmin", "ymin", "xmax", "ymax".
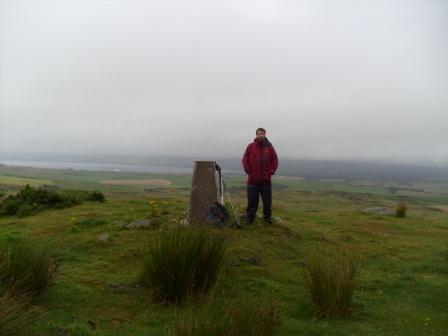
[
  {"xmin": 362, "ymin": 207, "xmax": 394, "ymax": 215},
  {"xmin": 126, "ymin": 219, "xmax": 152, "ymax": 229},
  {"xmin": 273, "ymin": 216, "xmax": 284, "ymax": 224},
  {"xmin": 115, "ymin": 221, "xmax": 128, "ymax": 228},
  {"xmin": 109, "ymin": 283, "xmax": 128, "ymax": 291},
  {"xmin": 97, "ymin": 233, "xmax": 111, "ymax": 242},
  {"xmin": 52, "ymin": 327, "xmax": 71, "ymax": 336},
  {"xmin": 109, "ymin": 282, "xmax": 145, "ymax": 292},
  {"xmin": 239, "ymin": 256, "xmax": 264, "ymax": 266}
]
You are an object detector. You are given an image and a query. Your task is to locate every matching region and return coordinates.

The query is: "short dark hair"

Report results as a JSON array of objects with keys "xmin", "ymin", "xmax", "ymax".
[{"xmin": 256, "ymin": 128, "xmax": 266, "ymax": 134}]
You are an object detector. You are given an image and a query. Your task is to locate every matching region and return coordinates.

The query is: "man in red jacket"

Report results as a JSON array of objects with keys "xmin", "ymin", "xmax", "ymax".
[{"xmin": 242, "ymin": 128, "xmax": 278, "ymax": 224}]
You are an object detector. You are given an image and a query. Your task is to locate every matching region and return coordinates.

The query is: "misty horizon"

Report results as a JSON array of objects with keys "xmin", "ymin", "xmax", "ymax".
[
  {"xmin": 2, "ymin": 150, "xmax": 448, "ymax": 169},
  {"xmin": 2, "ymin": 151, "xmax": 448, "ymax": 183}
]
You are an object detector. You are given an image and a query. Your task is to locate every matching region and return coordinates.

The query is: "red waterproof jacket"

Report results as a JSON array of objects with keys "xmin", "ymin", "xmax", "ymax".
[{"xmin": 242, "ymin": 138, "xmax": 278, "ymax": 185}]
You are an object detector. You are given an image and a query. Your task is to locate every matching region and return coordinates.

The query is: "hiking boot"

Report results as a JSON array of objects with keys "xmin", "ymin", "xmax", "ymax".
[{"xmin": 263, "ymin": 217, "xmax": 272, "ymax": 224}]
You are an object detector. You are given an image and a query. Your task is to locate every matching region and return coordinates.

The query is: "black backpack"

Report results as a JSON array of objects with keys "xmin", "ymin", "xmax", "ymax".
[{"xmin": 206, "ymin": 202, "xmax": 230, "ymax": 228}]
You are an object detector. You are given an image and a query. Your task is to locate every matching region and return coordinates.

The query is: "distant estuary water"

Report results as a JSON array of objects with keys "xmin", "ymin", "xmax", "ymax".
[{"xmin": 0, "ymin": 159, "xmax": 195, "ymax": 174}]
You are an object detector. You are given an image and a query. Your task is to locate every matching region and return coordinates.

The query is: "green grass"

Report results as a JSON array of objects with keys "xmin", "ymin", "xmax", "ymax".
[{"xmin": 0, "ymin": 167, "xmax": 447, "ymax": 335}]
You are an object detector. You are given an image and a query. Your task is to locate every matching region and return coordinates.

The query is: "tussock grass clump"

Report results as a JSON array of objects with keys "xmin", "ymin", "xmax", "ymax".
[
  {"xmin": 396, "ymin": 202, "xmax": 407, "ymax": 218},
  {"xmin": 0, "ymin": 292, "xmax": 38, "ymax": 336},
  {"xmin": 0, "ymin": 241, "xmax": 55, "ymax": 297},
  {"xmin": 168, "ymin": 296, "xmax": 280, "ymax": 336},
  {"xmin": 0, "ymin": 185, "xmax": 105, "ymax": 217},
  {"xmin": 304, "ymin": 248, "xmax": 359, "ymax": 319},
  {"xmin": 139, "ymin": 225, "xmax": 226, "ymax": 304}
]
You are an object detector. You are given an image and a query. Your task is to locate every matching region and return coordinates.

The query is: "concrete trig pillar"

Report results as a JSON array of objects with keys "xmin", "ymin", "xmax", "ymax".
[{"xmin": 187, "ymin": 161, "xmax": 218, "ymax": 224}]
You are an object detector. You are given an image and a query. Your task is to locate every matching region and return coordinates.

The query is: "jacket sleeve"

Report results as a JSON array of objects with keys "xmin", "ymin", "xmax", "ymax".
[
  {"xmin": 242, "ymin": 145, "xmax": 251, "ymax": 174},
  {"xmin": 270, "ymin": 146, "xmax": 278, "ymax": 175}
]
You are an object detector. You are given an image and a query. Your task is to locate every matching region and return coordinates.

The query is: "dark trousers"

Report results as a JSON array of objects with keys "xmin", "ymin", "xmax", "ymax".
[{"xmin": 246, "ymin": 184, "xmax": 272, "ymax": 221}]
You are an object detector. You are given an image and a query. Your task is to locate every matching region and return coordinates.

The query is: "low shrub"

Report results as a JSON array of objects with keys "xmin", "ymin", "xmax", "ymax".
[
  {"xmin": 0, "ymin": 185, "xmax": 105, "ymax": 217},
  {"xmin": 0, "ymin": 185, "xmax": 67, "ymax": 216},
  {"xmin": 303, "ymin": 248, "xmax": 359, "ymax": 319},
  {"xmin": 59, "ymin": 189, "xmax": 105, "ymax": 204},
  {"xmin": 86, "ymin": 190, "xmax": 105, "ymax": 202},
  {"xmin": 0, "ymin": 241, "xmax": 55, "ymax": 298},
  {"xmin": 139, "ymin": 225, "xmax": 226, "ymax": 304},
  {"xmin": 396, "ymin": 202, "xmax": 407, "ymax": 218},
  {"xmin": 168, "ymin": 295, "xmax": 280, "ymax": 336},
  {"xmin": 0, "ymin": 292, "xmax": 38, "ymax": 336}
]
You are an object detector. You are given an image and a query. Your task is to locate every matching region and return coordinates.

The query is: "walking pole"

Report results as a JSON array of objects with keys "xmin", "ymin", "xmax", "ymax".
[{"xmin": 222, "ymin": 179, "xmax": 242, "ymax": 229}]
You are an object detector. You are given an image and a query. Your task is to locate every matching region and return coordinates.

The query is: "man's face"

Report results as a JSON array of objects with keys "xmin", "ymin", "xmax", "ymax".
[{"xmin": 256, "ymin": 131, "xmax": 266, "ymax": 141}]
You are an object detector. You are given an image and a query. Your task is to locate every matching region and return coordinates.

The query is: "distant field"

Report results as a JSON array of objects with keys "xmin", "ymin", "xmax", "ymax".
[
  {"xmin": 275, "ymin": 176, "xmax": 305, "ymax": 181},
  {"xmin": 0, "ymin": 174, "xmax": 54, "ymax": 187},
  {"xmin": 426, "ymin": 204, "xmax": 448, "ymax": 212},
  {"xmin": 1, "ymin": 165, "xmax": 448, "ymax": 204},
  {"xmin": 100, "ymin": 179, "xmax": 172, "ymax": 186},
  {"xmin": 0, "ymin": 165, "xmax": 192, "ymax": 192}
]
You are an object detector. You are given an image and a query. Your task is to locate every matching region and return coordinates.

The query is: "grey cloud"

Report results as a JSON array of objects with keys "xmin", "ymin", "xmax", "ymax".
[{"xmin": 1, "ymin": 0, "xmax": 447, "ymax": 164}]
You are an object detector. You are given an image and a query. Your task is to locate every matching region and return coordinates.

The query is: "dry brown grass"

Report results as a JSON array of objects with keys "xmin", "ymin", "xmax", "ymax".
[
  {"xmin": 0, "ymin": 292, "xmax": 39, "ymax": 336},
  {"xmin": 168, "ymin": 296, "xmax": 280, "ymax": 336}
]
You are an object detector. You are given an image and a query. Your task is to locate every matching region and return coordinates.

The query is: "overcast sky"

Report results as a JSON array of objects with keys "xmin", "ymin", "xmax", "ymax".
[{"xmin": 1, "ymin": 0, "xmax": 447, "ymax": 164}]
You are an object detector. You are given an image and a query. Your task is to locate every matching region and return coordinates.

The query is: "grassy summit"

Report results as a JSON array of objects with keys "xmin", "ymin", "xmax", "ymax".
[{"xmin": 0, "ymin": 167, "xmax": 447, "ymax": 335}]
